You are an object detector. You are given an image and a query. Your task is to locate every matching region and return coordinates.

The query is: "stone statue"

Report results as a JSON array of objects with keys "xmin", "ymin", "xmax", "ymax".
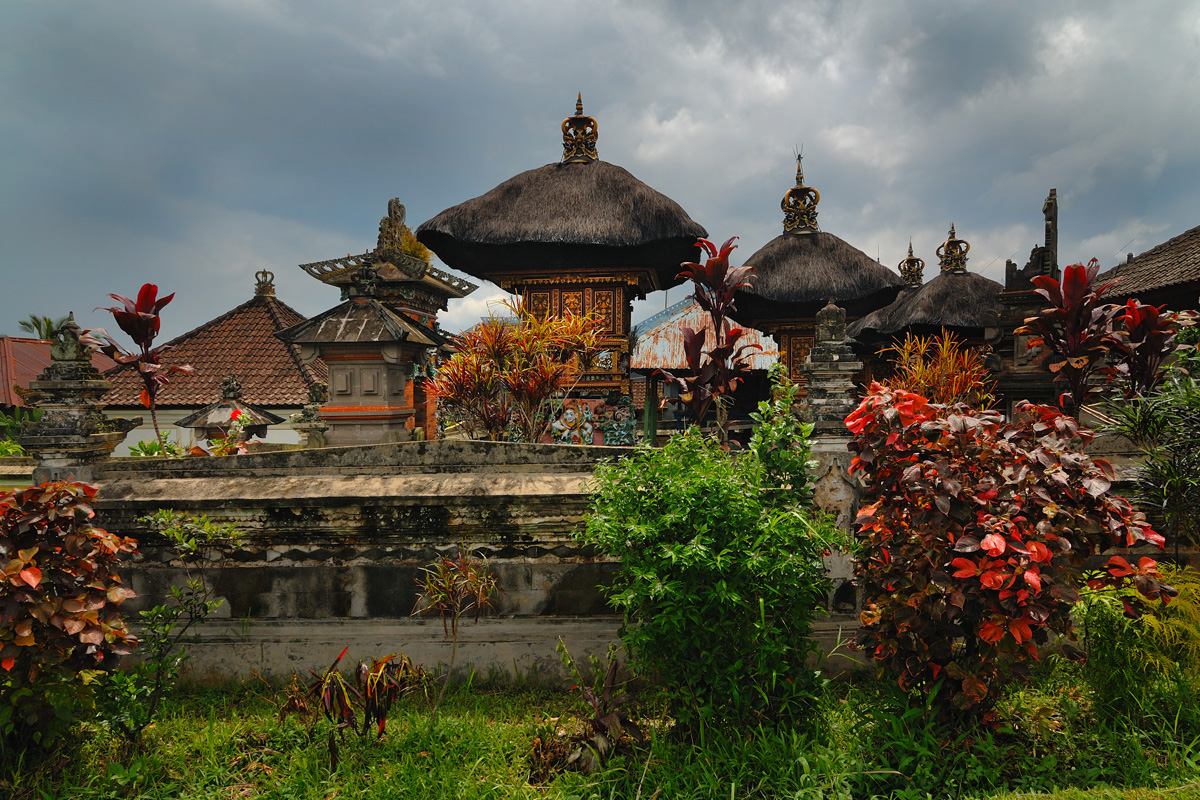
[
  {"xmin": 49, "ymin": 313, "xmax": 88, "ymax": 364},
  {"xmin": 814, "ymin": 300, "xmax": 846, "ymax": 344},
  {"xmin": 377, "ymin": 198, "xmax": 407, "ymax": 254}
]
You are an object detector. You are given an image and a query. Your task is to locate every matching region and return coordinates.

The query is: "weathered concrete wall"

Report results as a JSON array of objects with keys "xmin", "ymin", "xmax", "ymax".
[
  {"xmin": 91, "ymin": 438, "xmax": 865, "ymax": 682},
  {"xmin": 94, "ymin": 440, "xmax": 631, "ymax": 681}
]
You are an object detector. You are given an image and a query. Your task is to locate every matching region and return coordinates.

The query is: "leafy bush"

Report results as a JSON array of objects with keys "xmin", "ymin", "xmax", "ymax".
[
  {"xmin": 583, "ymin": 428, "xmax": 839, "ymax": 729},
  {"xmin": 1081, "ymin": 565, "xmax": 1200, "ymax": 733},
  {"xmin": 747, "ymin": 364, "xmax": 817, "ymax": 506},
  {"xmin": 127, "ymin": 431, "xmax": 184, "ymax": 458},
  {"xmin": 847, "ymin": 384, "xmax": 1174, "ymax": 716},
  {"xmin": 0, "ymin": 482, "xmax": 138, "ymax": 747},
  {"xmin": 427, "ymin": 300, "xmax": 604, "ymax": 442}
]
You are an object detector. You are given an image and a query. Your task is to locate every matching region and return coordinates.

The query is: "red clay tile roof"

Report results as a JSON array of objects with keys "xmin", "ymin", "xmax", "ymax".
[
  {"xmin": 1, "ymin": 337, "xmax": 116, "ymax": 407},
  {"xmin": 1097, "ymin": 224, "xmax": 1200, "ymax": 298},
  {"xmin": 102, "ymin": 294, "xmax": 327, "ymax": 408}
]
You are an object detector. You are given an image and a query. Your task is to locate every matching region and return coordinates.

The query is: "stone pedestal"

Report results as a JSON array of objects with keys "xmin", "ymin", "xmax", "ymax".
[
  {"xmin": 798, "ymin": 301, "xmax": 863, "ymax": 436},
  {"xmin": 19, "ymin": 315, "xmax": 139, "ymax": 484}
]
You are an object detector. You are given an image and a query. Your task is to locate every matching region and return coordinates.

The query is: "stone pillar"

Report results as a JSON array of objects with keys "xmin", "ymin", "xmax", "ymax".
[
  {"xmin": 798, "ymin": 301, "xmax": 865, "ymax": 613},
  {"xmin": 19, "ymin": 315, "xmax": 140, "ymax": 484}
]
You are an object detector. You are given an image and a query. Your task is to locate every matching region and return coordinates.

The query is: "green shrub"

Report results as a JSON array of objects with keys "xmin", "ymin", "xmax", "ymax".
[
  {"xmin": 1080, "ymin": 565, "xmax": 1200, "ymax": 733},
  {"xmin": 0, "ymin": 482, "xmax": 138, "ymax": 749},
  {"xmin": 583, "ymin": 427, "xmax": 840, "ymax": 730}
]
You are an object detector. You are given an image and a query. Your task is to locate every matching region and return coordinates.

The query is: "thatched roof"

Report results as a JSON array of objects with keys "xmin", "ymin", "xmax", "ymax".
[
  {"xmin": 742, "ymin": 231, "xmax": 904, "ymax": 305},
  {"xmin": 845, "ymin": 288, "xmax": 915, "ymax": 339},
  {"xmin": 857, "ymin": 270, "xmax": 1002, "ymax": 336},
  {"xmin": 416, "ymin": 160, "xmax": 706, "ymax": 287}
]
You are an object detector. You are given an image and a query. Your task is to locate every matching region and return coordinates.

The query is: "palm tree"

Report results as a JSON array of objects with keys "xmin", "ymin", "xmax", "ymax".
[{"xmin": 17, "ymin": 314, "xmax": 69, "ymax": 340}]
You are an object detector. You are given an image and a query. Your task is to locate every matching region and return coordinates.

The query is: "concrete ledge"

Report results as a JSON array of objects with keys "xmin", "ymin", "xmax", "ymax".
[{"xmin": 169, "ymin": 616, "xmax": 865, "ymax": 682}]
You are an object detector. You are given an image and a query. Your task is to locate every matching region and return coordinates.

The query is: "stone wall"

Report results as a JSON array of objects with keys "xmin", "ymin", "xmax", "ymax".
[{"xmin": 91, "ymin": 438, "xmax": 864, "ymax": 681}]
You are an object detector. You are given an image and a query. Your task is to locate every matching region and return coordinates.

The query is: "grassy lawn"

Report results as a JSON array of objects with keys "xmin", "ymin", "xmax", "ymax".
[{"xmin": 4, "ymin": 664, "xmax": 1200, "ymax": 800}]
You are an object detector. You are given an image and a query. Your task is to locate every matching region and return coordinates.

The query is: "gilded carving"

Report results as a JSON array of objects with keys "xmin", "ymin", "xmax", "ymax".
[
  {"xmin": 561, "ymin": 93, "xmax": 599, "ymax": 164},
  {"xmin": 562, "ymin": 291, "xmax": 583, "ymax": 317},
  {"xmin": 898, "ymin": 243, "xmax": 925, "ymax": 287},
  {"xmin": 938, "ymin": 224, "xmax": 970, "ymax": 274},
  {"xmin": 781, "ymin": 156, "xmax": 820, "ymax": 233},
  {"xmin": 592, "ymin": 290, "xmax": 614, "ymax": 331},
  {"xmin": 529, "ymin": 292, "xmax": 551, "ymax": 319}
]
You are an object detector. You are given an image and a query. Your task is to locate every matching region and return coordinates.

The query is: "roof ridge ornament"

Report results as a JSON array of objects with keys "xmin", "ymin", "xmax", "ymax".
[
  {"xmin": 781, "ymin": 155, "xmax": 820, "ymax": 234},
  {"xmin": 254, "ymin": 269, "xmax": 276, "ymax": 297},
  {"xmin": 220, "ymin": 371, "xmax": 243, "ymax": 400},
  {"xmin": 937, "ymin": 224, "xmax": 970, "ymax": 273},
  {"xmin": 562, "ymin": 93, "xmax": 598, "ymax": 164},
  {"xmin": 899, "ymin": 242, "xmax": 925, "ymax": 287}
]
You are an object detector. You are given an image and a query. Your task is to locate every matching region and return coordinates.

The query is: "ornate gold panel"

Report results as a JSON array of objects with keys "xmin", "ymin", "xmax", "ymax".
[
  {"xmin": 592, "ymin": 290, "xmax": 614, "ymax": 332},
  {"xmin": 529, "ymin": 292, "xmax": 550, "ymax": 319},
  {"xmin": 562, "ymin": 291, "xmax": 583, "ymax": 317}
]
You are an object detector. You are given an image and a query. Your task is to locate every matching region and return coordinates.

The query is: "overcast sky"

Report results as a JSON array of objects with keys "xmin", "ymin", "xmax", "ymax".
[{"xmin": 3, "ymin": 0, "xmax": 1199, "ymax": 341}]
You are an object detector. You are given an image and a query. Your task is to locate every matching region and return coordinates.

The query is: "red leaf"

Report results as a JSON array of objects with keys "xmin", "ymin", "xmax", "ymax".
[
  {"xmin": 1024, "ymin": 569, "xmax": 1042, "ymax": 594},
  {"xmin": 978, "ymin": 620, "xmax": 1005, "ymax": 644},
  {"xmin": 951, "ymin": 557, "xmax": 977, "ymax": 579},
  {"xmin": 1027, "ymin": 541, "xmax": 1052, "ymax": 563},
  {"xmin": 980, "ymin": 534, "xmax": 1006, "ymax": 557},
  {"xmin": 1, "ymin": 657, "xmax": 12, "ymax": 672},
  {"xmin": 980, "ymin": 570, "xmax": 1007, "ymax": 590},
  {"xmin": 19, "ymin": 567, "xmax": 41, "ymax": 589}
]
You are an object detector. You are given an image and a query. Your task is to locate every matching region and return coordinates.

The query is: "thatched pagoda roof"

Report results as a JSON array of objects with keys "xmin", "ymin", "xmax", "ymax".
[
  {"xmin": 735, "ymin": 160, "xmax": 903, "ymax": 324},
  {"xmin": 416, "ymin": 97, "xmax": 706, "ymax": 290},
  {"xmin": 742, "ymin": 230, "xmax": 904, "ymax": 306},
  {"xmin": 850, "ymin": 228, "xmax": 1001, "ymax": 337}
]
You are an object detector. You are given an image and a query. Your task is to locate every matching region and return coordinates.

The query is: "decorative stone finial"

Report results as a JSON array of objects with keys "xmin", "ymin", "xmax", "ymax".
[
  {"xmin": 937, "ymin": 224, "xmax": 970, "ymax": 273},
  {"xmin": 255, "ymin": 270, "xmax": 276, "ymax": 297},
  {"xmin": 781, "ymin": 155, "xmax": 820, "ymax": 233},
  {"xmin": 349, "ymin": 264, "xmax": 379, "ymax": 298},
  {"xmin": 899, "ymin": 242, "xmax": 925, "ymax": 287},
  {"xmin": 562, "ymin": 93, "xmax": 598, "ymax": 164},
  {"xmin": 377, "ymin": 198, "xmax": 407, "ymax": 254},
  {"xmin": 307, "ymin": 381, "xmax": 329, "ymax": 405},
  {"xmin": 49, "ymin": 313, "xmax": 88, "ymax": 364},
  {"xmin": 220, "ymin": 372, "xmax": 243, "ymax": 401}
]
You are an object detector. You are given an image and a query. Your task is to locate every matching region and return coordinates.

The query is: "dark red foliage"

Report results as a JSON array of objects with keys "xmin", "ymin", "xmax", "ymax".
[
  {"xmin": 1016, "ymin": 260, "xmax": 1122, "ymax": 418},
  {"xmin": 659, "ymin": 237, "xmax": 760, "ymax": 435},
  {"xmin": 0, "ymin": 482, "xmax": 139, "ymax": 679},
  {"xmin": 1113, "ymin": 299, "xmax": 1180, "ymax": 397},
  {"xmin": 847, "ymin": 384, "xmax": 1174, "ymax": 714},
  {"xmin": 85, "ymin": 283, "xmax": 194, "ymax": 410}
]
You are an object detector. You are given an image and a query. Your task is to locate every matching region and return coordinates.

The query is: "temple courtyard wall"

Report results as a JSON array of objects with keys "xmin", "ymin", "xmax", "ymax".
[{"xmin": 89, "ymin": 439, "xmax": 863, "ymax": 682}]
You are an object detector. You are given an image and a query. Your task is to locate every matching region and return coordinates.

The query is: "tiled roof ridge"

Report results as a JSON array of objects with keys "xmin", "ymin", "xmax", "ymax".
[
  {"xmin": 1098, "ymin": 222, "xmax": 1200, "ymax": 288},
  {"xmin": 259, "ymin": 293, "xmax": 323, "ymax": 386},
  {"xmin": 1128, "ymin": 222, "xmax": 1200, "ymax": 266}
]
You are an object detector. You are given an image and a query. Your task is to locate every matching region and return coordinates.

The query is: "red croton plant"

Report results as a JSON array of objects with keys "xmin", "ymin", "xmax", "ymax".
[
  {"xmin": 658, "ymin": 237, "xmax": 760, "ymax": 441},
  {"xmin": 846, "ymin": 384, "xmax": 1175, "ymax": 714},
  {"xmin": 0, "ymin": 482, "xmax": 138, "ymax": 680}
]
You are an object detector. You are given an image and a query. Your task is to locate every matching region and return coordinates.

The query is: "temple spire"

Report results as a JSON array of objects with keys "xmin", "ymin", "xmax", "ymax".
[
  {"xmin": 937, "ymin": 224, "xmax": 970, "ymax": 273},
  {"xmin": 561, "ymin": 93, "xmax": 598, "ymax": 163},
  {"xmin": 781, "ymin": 155, "xmax": 820, "ymax": 233},
  {"xmin": 898, "ymin": 242, "xmax": 925, "ymax": 287}
]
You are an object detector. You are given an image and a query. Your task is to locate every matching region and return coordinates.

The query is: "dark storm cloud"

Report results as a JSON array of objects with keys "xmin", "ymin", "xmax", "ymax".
[{"xmin": 2, "ymin": 0, "xmax": 1198, "ymax": 340}]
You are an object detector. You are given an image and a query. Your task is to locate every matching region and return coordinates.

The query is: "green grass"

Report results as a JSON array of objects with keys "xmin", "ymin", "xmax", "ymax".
[{"xmin": 4, "ymin": 666, "xmax": 1200, "ymax": 800}]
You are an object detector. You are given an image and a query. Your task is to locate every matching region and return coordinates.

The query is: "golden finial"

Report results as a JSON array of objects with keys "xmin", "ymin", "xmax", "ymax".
[
  {"xmin": 781, "ymin": 155, "xmax": 820, "ymax": 233},
  {"xmin": 562, "ymin": 93, "xmax": 598, "ymax": 163},
  {"xmin": 254, "ymin": 269, "xmax": 276, "ymax": 296},
  {"xmin": 898, "ymin": 242, "xmax": 924, "ymax": 287},
  {"xmin": 937, "ymin": 224, "xmax": 970, "ymax": 273}
]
